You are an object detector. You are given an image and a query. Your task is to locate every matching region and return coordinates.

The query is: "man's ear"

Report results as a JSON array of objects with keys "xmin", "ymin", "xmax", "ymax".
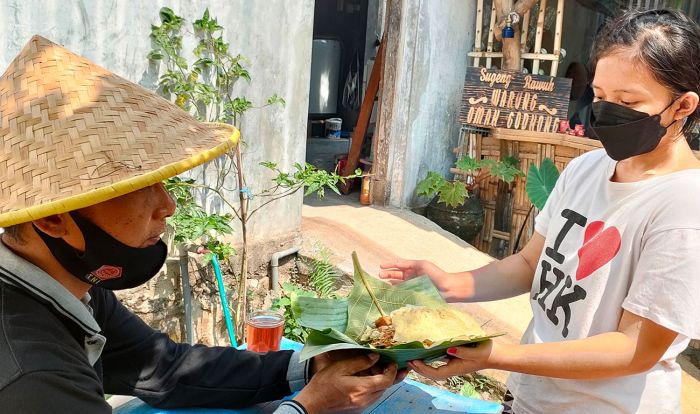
[{"xmin": 32, "ymin": 213, "xmax": 72, "ymax": 238}]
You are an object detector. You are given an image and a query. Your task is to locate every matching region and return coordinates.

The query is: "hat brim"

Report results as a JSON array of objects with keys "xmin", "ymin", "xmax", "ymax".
[{"xmin": 0, "ymin": 124, "xmax": 239, "ymax": 227}]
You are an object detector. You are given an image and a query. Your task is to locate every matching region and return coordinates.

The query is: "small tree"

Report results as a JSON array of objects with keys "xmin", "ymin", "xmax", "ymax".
[{"xmin": 149, "ymin": 7, "xmax": 358, "ymax": 344}]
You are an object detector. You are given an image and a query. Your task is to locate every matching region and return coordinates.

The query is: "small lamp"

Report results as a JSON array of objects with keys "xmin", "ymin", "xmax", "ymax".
[{"xmin": 502, "ymin": 14, "xmax": 515, "ymax": 39}]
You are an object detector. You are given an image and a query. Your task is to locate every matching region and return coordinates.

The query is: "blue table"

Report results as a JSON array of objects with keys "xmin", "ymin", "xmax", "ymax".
[{"xmin": 114, "ymin": 339, "xmax": 503, "ymax": 414}]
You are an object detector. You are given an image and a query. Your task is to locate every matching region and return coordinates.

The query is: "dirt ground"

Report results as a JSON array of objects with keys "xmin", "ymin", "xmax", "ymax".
[{"xmin": 301, "ymin": 192, "xmax": 700, "ymax": 412}]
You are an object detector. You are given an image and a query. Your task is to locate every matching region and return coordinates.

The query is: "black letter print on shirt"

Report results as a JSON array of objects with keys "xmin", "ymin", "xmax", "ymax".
[
  {"xmin": 545, "ymin": 209, "xmax": 587, "ymax": 264},
  {"xmin": 534, "ymin": 208, "xmax": 588, "ymax": 337}
]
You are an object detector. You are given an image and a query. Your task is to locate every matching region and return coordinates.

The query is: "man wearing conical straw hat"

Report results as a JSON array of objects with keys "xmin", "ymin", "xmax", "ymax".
[{"xmin": 0, "ymin": 36, "xmax": 398, "ymax": 413}]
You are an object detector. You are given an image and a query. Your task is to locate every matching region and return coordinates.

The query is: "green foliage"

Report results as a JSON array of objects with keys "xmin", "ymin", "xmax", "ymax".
[
  {"xmin": 416, "ymin": 171, "xmax": 447, "ymax": 198},
  {"xmin": 436, "ymin": 181, "xmax": 469, "ymax": 209},
  {"xmin": 418, "ymin": 156, "xmax": 523, "ymax": 208},
  {"xmin": 305, "ymin": 242, "xmax": 341, "ymax": 298},
  {"xmin": 272, "ymin": 242, "xmax": 342, "ymax": 342},
  {"xmin": 272, "ymin": 283, "xmax": 315, "ymax": 343},
  {"xmin": 164, "ymin": 177, "xmax": 236, "ymax": 261},
  {"xmin": 525, "ymin": 158, "xmax": 560, "ymax": 210},
  {"xmin": 488, "ymin": 156, "xmax": 525, "ymax": 183},
  {"xmin": 455, "ymin": 156, "xmax": 481, "ymax": 173},
  {"xmin": 446, "ymin": 373, "xmax": 506, "ymax": 402},
  {"xmin": 261, "ymin": 162, "xmax": 361, "ymax": 199}
]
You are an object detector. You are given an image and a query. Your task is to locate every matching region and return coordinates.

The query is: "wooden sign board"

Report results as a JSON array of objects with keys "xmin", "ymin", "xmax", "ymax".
[{"xmin": 459, "ymin": 67, "xmax": 572, "ymax": 134}]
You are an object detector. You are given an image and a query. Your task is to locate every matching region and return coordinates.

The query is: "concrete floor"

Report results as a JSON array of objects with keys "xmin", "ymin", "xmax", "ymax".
[{"xmin": 302, "ymin": 192, "xmax": 700, "ymax": 412}]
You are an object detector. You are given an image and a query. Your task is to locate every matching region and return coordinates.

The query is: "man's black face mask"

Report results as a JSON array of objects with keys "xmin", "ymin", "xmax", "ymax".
[{"xmin": 34, "ymin": 211, "xmax": 167, "ymax": 290}]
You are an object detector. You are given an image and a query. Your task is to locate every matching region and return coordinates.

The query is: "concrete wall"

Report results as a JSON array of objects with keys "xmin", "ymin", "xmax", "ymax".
[
  {"xmin": 0, "ymin": 0, "xmax": 313, "ymax": 245},
  {"xmin": 380, "ymin": 0, "xmax": 476, "ymax": 208}
]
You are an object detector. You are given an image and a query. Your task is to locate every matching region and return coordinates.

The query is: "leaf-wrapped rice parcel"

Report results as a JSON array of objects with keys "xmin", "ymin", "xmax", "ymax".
[{"xmin": 293, "ymin": 252, "xmax": 503, "ymax": 368}]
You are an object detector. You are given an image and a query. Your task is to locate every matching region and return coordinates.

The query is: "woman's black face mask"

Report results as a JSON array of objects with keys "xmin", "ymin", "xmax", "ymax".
[
  {"xmin": 588, "ymin": 99, "xmax": 677, "ymax": 161},
  {"xmin": 34, "ymin": 211, "xmax": 167, "ymax": 290}
]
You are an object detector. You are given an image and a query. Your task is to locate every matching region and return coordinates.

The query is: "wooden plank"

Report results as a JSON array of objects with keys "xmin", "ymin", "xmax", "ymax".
[
  {"xmin": 474, "ymin": 0, "xmax": 484, "ymax": 67},
  {"xmin": 532, "ymin": 0, "xmax": 548, "ymax": 75},
  {"xmin": 469, "ymin": 51, "xmax": 559, "ymax": 61},
  {"xmin": 369, "ymin": 0, "xmax": 399, "ymax": 205},
  {"xmin": 551, "ymin": 0, "xmax": 564, "ymax": 76},
  {"xmin": 341, "ymin": 38, "xmax": 385, "ymax": 192},
  {"xmin": 459, "ymin": 67, "xmax": 572, "ymax": 133}
]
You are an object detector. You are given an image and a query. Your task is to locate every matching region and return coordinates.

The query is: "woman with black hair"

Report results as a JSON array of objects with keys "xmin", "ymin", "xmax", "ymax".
[{"xmin": 380, "ymin": 9, "xmax": 700, "ymax": 413}]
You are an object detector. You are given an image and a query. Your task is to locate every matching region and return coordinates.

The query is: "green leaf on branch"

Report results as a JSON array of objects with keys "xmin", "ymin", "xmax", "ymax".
[
  {"xmin": 266, "ymin": 94, "xmax": 286, "ymax": 107},
  {"xmin": 437, "ymin": 181, "xmax": 469, "ymax": 208},
  {"xmin": 147, "ymin": 50, "xmax": 163, "ymax": 61},
  {"xmin": 526, "ymin": 157, "xmax": 560, "ymax": 210},
  {"xmin": 416, "ymin": 171, "xmax": 446, "ymax": 198},
  {"xmin": 455, "ymin": 156, "xmax": 482, "ymax": 173}
]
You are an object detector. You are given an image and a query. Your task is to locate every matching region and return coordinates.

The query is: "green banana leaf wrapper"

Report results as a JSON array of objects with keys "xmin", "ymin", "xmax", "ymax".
[{"xmin": 293, "ymin": 252, "xmax": 504, "ymax": 369}]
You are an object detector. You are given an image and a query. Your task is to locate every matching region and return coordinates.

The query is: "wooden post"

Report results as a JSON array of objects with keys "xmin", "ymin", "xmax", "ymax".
[
  {"xmin": 340, "ymin": 38, "xmax": 385, "ymax": 193},
  {"xmin": 370, "ymin": 0, "xmax": 401, "ymax": 205}
]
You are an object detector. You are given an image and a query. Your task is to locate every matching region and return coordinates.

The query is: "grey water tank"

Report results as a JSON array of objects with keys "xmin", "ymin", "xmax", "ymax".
[{"xmin": 308, "ymin": 38, "xmax": 341, "ymax": 115}]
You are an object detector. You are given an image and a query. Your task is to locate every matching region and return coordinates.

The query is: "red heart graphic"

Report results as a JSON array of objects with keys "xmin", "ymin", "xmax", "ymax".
[{"xmin": 576, "ymin": 221, "xmax": 621, "ymax": 281}]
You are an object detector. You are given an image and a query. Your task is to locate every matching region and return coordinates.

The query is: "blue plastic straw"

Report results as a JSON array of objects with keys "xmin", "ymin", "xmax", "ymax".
[{"xmin": 211, "ymin": 255, "xmax": 237, "ymax": 347}]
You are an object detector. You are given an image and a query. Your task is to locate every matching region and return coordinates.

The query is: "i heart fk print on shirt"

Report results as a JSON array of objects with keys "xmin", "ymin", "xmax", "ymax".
[{"xmin": 532, "ymin": 208, "xmax": 621, "ymax": 337}]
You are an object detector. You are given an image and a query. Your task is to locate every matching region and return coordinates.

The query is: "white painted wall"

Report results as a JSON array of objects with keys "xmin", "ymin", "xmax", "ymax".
[
  {"xmin": 383, "ymin": 0, "xmax": 476, "ymax": 208},
  {"xmin": 0, "ymin": 0, "xmax": 314, "ymax": 243}
]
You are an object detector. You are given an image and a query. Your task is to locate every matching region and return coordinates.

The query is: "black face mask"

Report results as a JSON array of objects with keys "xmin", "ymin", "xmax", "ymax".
[
  {"xmin": 589, "ymin": 100, "xmax": 677, "ymax": 161},
  {"xmin": 34, "ymin": 211, "xmax": 167, "ymax": 290}
]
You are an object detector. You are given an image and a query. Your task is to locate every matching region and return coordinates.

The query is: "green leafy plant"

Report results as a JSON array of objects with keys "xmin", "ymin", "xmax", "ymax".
[
  {"xmin": 512, "ymin": 158, "xmax": 560, "ymax": 253},
  {"xmin": 446, "ymin": 373, "xmax": 506, "ymax": 402},
  {"xmin": 272, "ymin": 283, "xmax": 315, "ymax": 343},
  {"xmin": 149, "ymin": 7, "xmax": 360, "ymax": 344},
  {"xmin": 272, "ymin": 243, "xmax": 342, "ymax": 342},
  {"xmin": 417, "ymin": 156, "xmax": 523, "ymax": 208}
]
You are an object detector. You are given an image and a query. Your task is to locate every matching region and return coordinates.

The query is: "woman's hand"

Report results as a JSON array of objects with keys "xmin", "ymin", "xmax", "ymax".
[
  {"xmin": 407, "ymin": 340, "xmax": 497, "ymax": 380},
  {"xmin": 379, "ymin": 259, "xmax": 471, "ymax": 301},
  {"xmin": 379, "ymin": 259, "xmax": 447, "ymax": 284}
]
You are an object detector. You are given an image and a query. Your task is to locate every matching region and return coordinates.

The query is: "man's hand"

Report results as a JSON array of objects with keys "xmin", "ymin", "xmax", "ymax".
[{"xmin": 294, "ymin": 353, "xmax": 398, "ymax": 413}]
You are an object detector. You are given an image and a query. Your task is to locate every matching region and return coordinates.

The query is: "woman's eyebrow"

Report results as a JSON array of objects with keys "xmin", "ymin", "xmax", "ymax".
[{"xmin": 591, "ymin": 83, "xmax": 644, "ymax": 94}]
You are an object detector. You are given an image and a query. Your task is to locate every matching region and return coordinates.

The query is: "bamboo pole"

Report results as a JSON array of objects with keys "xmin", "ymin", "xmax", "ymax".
[
  {"xmin": 551, "ymin": 0, "xmax": 564, "ymax": 76},
  {"xmin": 475, "ymin": 0, "xmax": 484, "ymax": 67},
  {"xmin": 486, "ymin": 2, "xmax": 497, "ymax": 68},
  {"xmin": 532, "ymin": 0, "xmax": 548, "ymax": 75}
]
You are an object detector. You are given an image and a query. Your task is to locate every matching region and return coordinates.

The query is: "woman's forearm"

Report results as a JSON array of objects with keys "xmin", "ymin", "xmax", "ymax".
[{"xmin": 443, "ymin": 233, "xmax": 544, "ymax": 303}]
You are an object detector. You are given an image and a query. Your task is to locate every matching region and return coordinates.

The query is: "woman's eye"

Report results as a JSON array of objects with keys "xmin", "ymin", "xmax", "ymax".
[{"xmin": 620, "ymin": 101, "xmax": 637, "ymax": 106}]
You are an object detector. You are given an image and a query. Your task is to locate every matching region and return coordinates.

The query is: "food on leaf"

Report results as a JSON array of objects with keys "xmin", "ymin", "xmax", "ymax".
[{"xmin": 360, "ymin": 305, "xmax": 485, "ymax": 348}]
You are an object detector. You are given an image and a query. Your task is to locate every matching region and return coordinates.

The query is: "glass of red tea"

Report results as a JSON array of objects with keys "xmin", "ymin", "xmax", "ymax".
[{"xmin": 246, "ymin": 310, "xmax": 284, "ymax": 352}]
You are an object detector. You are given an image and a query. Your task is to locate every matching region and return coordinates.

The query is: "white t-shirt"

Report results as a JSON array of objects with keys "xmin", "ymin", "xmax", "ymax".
[{"xmin": 507, "ymin": 149, "xmax": 700, "ymax": 414}]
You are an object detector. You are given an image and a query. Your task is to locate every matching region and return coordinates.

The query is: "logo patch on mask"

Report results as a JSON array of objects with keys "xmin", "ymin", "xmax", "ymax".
[{"xmin": 92, "ymin": 265, "xmax": 123, "ymax": 281}]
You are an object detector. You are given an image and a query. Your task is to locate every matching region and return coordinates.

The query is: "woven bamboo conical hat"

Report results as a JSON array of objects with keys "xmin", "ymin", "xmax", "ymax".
[{"xmin": 0, "ymin": 35, "xmax": 239, "ymax": 227}]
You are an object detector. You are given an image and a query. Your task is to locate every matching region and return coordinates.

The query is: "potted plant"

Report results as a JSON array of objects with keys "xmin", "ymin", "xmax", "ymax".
[{"xmin": 417, "ymin": 156, "xmax": 523, "ymax": 243}]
